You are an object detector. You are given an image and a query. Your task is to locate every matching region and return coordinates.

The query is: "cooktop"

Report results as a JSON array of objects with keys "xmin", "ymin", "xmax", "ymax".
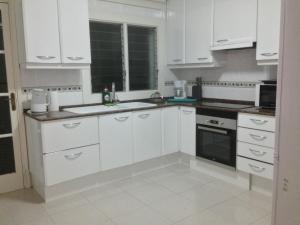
[{"xmin": 201, "ymin": 102, "xmax": 253, "ymax": 109}]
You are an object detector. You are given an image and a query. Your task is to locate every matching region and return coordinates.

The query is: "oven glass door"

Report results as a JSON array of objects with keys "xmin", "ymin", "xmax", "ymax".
[{"xmin": 196, "ymin": 125, "xmax": 236, "ymax": 167}]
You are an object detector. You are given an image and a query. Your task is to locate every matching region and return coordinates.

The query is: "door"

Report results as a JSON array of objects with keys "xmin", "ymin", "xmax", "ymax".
[
  {"xmin": 180, "ymin": 107, "xmax": 196, "ymax": 156},
  {"xmin": 256, "ymin": 0, "xmax": 281, "ymax": 63},
  {"xmin": 185, "ymin": 0, "xmax": 213, "ymax": 64},
  {"xmin": 166, "ymin": 0, "xmax": 185, "ymax": 65},
  {"xmin": 162, "ymin": 107, "xmax": 179, "ymax": 155},
  {"xmin": 0, "ymin": 4, "xmax": 23, "ymax": 193},
  {"xmin": 22, "ymin": 0, "xmax": 61, "ymax": 63},
  {"xmin": 99, "ymin": 113, "xmax": 133, "ymax": 170},
  {"xmin": 273, "ymin": 0, "xmax": 300, "ymax": 224},
  {"xmin": 58, "ymin": 0, "xmax": 91, "ymax": 64},
  {"xmin": 133, "ymin": 110, "xmax": 162, "ymax": 162}
]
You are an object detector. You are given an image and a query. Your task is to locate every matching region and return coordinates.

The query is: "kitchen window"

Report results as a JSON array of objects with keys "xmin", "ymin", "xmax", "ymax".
[{"xmin": 89, "ymin": 21, "xmax": 158, "ymax": 93}]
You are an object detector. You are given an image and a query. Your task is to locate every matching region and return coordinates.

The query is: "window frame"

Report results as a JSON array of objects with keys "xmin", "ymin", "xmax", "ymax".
[{"xmin": 89, "ymin": 20, "xmax": 159, "ymax": 94}]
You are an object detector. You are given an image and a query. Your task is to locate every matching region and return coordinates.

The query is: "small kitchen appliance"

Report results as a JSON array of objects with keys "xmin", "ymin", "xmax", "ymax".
[
  {"xmin": 31, "ymin": 89, "xmax": 48, "ymax": 113},
  {"xmin": 174, "ymin": 80, "xmax": 188, "ymax": 99},
  {"xmin": 255, "ymin": 80, "xmax": 277, "ymax": 109},
  {"xmin": 192, "ymin": 77, "xmax": 202, "ymax": 101},
  {"xmin": 48, "ymin": 91, "xmax": 59, "ymax": 112}
]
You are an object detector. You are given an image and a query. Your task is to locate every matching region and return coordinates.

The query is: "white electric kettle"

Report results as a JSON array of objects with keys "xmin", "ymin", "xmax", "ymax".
[{"xmin": 31, "ymin": 89, "xmax": 48, "ymax": 113}]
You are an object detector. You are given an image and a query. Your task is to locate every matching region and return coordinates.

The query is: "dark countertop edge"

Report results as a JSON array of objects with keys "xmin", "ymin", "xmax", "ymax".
[{"xmin": 24, "ymin": 98, "xmax": 275, "ymax": 122}]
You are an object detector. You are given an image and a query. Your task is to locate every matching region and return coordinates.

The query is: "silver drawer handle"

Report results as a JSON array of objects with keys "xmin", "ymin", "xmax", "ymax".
[
  {"xmin": 114, "ymin": 116, "xmax": 129, "ymax": 122},
  {"xmin": 37, "ymin": 56, "xmax": 56, "ymax": 60},
  {"xmin": 138, "ymin": 114, "xmax": 150, "ymax": 119},
  {"xmin": 67, "ymin": 56, "xmax": 84, "ymax": 61},
  {"xmin": 62, "ymin": 122, "xmax": 81, "ymax": 129},
  {"xmin": 183, "ymin": 110, "xmax": 194, "ymax": 114},
  {"xmin": 249, "ymin": 148, "xmax": 267, "ymax": 156},
  {"xmin": 250, "ymin": 119, "xmax": 268, "ymax": 125},
  {"xmin": 261, "ymin": 53, "xmax": 278, "ymax": 57},
  {"xmin": 216, "ymin": 39, "xmax": 229, "ymax": 43},
  {"xmin": 248, "ymin": 164, "xmax": 266, "ymax": 173},
  {"xmin": 173, "ymin": 59, "xmax": 182, "ymax": 62},
  {"xmin": 64, "ymin": 152, "xmax": 83, "ymax": 160},
  {"xmin": 249, "ymin": 134, "xmax": 267, "ymax": 141},
  {"xmin": 198, "ymin": 57, "xmax": 208, "ymax": 60}
]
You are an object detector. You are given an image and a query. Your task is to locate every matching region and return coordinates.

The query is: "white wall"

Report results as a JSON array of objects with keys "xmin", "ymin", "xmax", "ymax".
[{"xmin": 170, "ymin": 49, "xmax": 278, "ymax": 101}]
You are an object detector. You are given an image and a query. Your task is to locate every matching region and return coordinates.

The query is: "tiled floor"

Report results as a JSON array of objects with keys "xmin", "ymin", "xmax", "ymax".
[{"xmin": 0, "ymin": 164, "xmax": 272, "ymax": 225}]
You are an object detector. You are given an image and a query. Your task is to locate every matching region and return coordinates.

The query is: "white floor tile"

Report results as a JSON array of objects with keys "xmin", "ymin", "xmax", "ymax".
[
  {"xmin": 206, "ymin": 179, "xmax": 247, "ymax": 196},
  {"xmin": 80, "ymin": 183, "xmax": 123, "ymax": 202},
  {"xmin": 237, "ymin": 191, "xmax": 272, "ymax": 212},
  {"xmin": 251, "ymin": 215, "xmax": 272, "ymax": 225},
  {"xmin": 91, "ymin": 192, "xmax": 146, "ymax": 219},
  {"xmin": 50, "ymin": 204, "xmax": 110, "ymax": 225}
]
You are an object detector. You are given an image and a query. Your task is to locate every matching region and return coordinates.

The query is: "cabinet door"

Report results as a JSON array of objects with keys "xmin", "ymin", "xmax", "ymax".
[
  {"xmin": 58, "ymin": 0, "xmax": 91, "ymax": 64},
  {"xmin": 212, "ymin": 0, "xmax": 257, "ymax": 50},
  {"xmin": 133, "ymin": 110, "xmax": 162, "ymax": 162},
  {"xmin": 180, "ymin": 107, "xmax": 196, "ymax": 156},
  {"xmin": 166, "ymin": 0, "xmax": 185, "ymax": 65},
  {"xmin": 22, "ymin": 0, "xmax": 61, "ymax": 63},
  {"xmin": 99, "ymin": 113, "xmax": 133, "ymax": 171},
  {"xmin": 256, "ymin": 0, "xmax": 281, "ymax": 64},
  {"xmin": 162, "ymin": 107, "xmax": 179, "ymax": 155},
  {"xmin": 185, "ymin": 0, "xmax": 213, "ymax": 64}
]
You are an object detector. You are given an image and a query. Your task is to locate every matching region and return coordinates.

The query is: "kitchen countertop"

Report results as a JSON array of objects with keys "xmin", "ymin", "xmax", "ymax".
[{"xmin": 24, "ymin": 99, "xmax": 275, "ymax": 122}]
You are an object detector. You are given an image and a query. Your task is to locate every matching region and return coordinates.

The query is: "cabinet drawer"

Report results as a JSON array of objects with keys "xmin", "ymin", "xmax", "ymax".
[
  {"xmin": 44, "ymin": 144, "xmax": 100, "ymax": 186},
  {"xmin": 237, "ymin": 156, "xmax": 273, "ymax": 180},
  {"xmin": 41, "ymin": 117, "xmax": 99, "ymax": 153},
  {"xmin": 238, "ymin": 127, "xmax": 275, "ymax": 148},
  {"xmin": 238, "ymin": 113, "xmax": 275, "ymax": 132},
  {"xmin": 237, "ymin": 141, "xmax": 274, "ymax": 164}
]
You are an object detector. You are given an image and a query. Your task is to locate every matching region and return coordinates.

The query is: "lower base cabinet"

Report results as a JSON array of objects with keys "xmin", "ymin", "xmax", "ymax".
[
  {"xmin": 99, "ymin": 113, "xmax": 133, "ymax": 171},
  {"xmin": 180, "ymin": 107, "xmax": 196, "ymax": 156},
  {"xmin": 44, "ymin": 144, "xmax": 100, "ymax": 186},
  {"xmin": 133, "ymin": 109, "xmax": 162, "ymax": 162}
]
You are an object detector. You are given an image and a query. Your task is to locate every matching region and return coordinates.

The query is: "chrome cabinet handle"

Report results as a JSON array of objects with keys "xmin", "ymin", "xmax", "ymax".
[
  {"xmin": 216, "ymin": 39, "xmax": 229, "ymax": 43},
  {"xmin": 197, "ymin": 57, "xmax": 208, "ymax": 60},
  {"xmin": 261, "ymin": 53, "xmax": 278, "ymax": 57},
  {"xmin": 250, "ymin": 119, "xmax": 268, "ymax": 125},
  {"xmin": 249, "ymin": 148, "xmax": 267, "ymax": 157},
  {"xmin": 67, "ymin": 56, "xmax": 84, "ymax": 61},
  {"xmin": 114, "ymin": 116, "xmax": 129, "ymax": 122},
  {"xmin": 37, "ymin": 56, "xmax": 56, "ymax": 60},
  {"xmin": 182, "ymin": 110, "xmax": 194, "ymax": 114},
  {"xmin": 138, "ymin": 114, "xmax": 150, "ymax": 119},
  {"xmin": 173, "ymin": 59, "xmax": 182, "ymax": 62},
  {"xmin": 64, "ymin": 152, "xmax": 83, "ymax": 160},
  {"xmin": 62, "ymin": 122, "xmax": 81, "ymax": 129},
  {"xmin": 248, "ymin": 164, "xmax": 266, "ymax": 173},
  {"xmin": 249, "ymin": 134, "xmax": 267, "ymax": 141}
]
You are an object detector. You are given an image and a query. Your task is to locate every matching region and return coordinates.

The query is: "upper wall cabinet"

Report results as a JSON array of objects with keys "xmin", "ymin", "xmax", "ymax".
[
  {"xmin": 256, "ymin": 0, "xmax": 281, "ymax": 65},
  {"xmin": 212, "ymin": 0, "xmax": 257, "ymax": 51},
  {"xmin": 166, "ymin": 0, "xmax": 185, "ymax": 65},
  {"xmin": 20, "ymin": 0, "xmax": 91, "ymax": 68}
]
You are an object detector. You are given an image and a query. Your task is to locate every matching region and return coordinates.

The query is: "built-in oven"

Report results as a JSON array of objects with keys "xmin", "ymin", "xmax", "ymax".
[{"xmin": 196, "ymin": 109, "xmax": 237, "ymax": 167}]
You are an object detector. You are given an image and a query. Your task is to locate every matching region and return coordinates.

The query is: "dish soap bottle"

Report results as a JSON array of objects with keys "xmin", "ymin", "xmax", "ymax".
[{"xmin": 102, "ymin": 87, "xmax": 111, "ymax": 104}]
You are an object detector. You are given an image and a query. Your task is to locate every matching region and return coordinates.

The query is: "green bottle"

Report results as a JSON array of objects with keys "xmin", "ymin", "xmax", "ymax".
[{"xmin": 102, "ymin": 87, "xmax": 111, "ymax": 104}]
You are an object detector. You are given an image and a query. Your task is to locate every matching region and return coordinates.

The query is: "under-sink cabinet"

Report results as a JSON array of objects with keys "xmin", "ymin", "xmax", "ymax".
[{"xmin": 237, "ymin": 113, "xmax": 276, "ymax": 180}]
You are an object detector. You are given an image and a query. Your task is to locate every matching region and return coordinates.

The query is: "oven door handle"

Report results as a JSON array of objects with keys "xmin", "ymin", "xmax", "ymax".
[{"xmin": 197, "ymin": 125, "xmax": 228, "ymax": 135}]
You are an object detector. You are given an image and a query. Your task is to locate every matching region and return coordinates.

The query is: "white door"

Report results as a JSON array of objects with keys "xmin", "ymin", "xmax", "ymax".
[
  {"xmin": 185, "ymin": 0, "xmax": 213, "ymax": 64},
  {"xmin": 273, "ymin": 0, "xmax": 300, "ymax": 224},
  {"xmin": 166, "ymin": 0, "xmax": 185, "ymax": 65},
  {"xmin": 162, "ymin": 107, "xmax": 179, "ymax": 155},
  {"xmin": 58, "ymin": 0, "xmax": 91, "ymax": 64},
  {"xmin": 180, "ymin": 107, "xmax": 196, "ymax": 156},
  {"xmin": 99, "ymin": 113, "xmax": 133, "ymax": 170},
  {"xmin": 256, "ymin": 0, "xmax": 281, "ymax": 63},
  {"xmin": 22, "ymin": 0, "xmax": 61, "ymax": 63},
  {"xmin": 133, "ymin": 110, "xmax": 162, "ymax": 162},
  {"xmin": 0, "ymin": 4, "xmax": 23, "ymax": 193}
]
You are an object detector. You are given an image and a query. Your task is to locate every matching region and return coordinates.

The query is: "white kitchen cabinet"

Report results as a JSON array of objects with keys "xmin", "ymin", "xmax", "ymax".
[
  {"xmin": 212, "ymin": 0, "xmax": 257, "ymax": 50},
  {"xmin": 133, "ymin": 109, "xmax": 162, "ymax": 162},
  {"xmin": 256, "ymin": 0, "xmax": 281, "ymax": 65},
  {"xmin": 22, "ymin": 0, "xmax": 61, "ymax": 64},
  {"xmin": 185, "ymin": 0, "xmax": 214, "ymax": 64},
  {"xmin": 58, "ymin": 0, "xmax": 91, "ymax": 64},
  {"xmin": 99, "ymin": 113, "xmax": 133, "ymax": 171},
  {"xmin": 180, "ymin": 107, "xmax": 196, "ymax": 156},
  {"xmin": 166, "ymin": 0, "xmax": 185, "ymax": 65},
  {"xmin": 162, "ymin": 107, "xmax": 179, "ymax": 155}
]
